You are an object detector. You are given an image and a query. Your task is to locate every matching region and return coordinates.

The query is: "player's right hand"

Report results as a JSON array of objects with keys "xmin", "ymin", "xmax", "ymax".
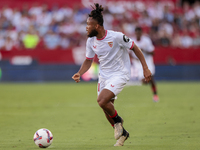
[
  {"xmin": 72, "ymin": 73, "xmax": 81, "ymax": 83},
  {"xmin": 143, "ymin": 68, "xmax": 152, "ymax": 83}
]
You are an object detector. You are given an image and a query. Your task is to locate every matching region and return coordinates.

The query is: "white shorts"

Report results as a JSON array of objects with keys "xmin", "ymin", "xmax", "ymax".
[
  {"xmin": 131, "ymin": 59, "xmax": 155, "ymax": 80},
  {"xmin": 97, "ymin": 76, "xmax": 128, "ymax": 97}
]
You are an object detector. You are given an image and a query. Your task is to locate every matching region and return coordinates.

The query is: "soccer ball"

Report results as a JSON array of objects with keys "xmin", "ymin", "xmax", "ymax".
[{"xmin": 33, "ymin": 128, "xmax": 53, "ymax": 148}]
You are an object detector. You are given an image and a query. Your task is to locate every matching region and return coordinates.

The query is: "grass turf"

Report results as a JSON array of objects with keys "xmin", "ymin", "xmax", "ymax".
[{"xmin": 0, "ymin": 81, "xmax": 199, "ymax": 150}]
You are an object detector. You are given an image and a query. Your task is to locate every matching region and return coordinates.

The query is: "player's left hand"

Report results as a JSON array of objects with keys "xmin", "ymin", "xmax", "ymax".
[{"xmin": 143, "ymin": 68, "xmax": 152, "ymax": 83}]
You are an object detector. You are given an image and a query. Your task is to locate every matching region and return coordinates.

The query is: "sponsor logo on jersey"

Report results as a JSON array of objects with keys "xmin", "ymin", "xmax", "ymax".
[
  {"xmin": 93, "ymin": 45, "xmax": 97, "ymax": 48},
  {"xmin": 108, "ymin": 42, "xmax": 113, "ymax": 48},
  {"xmin": 123, "ymin": 35, "xmax": 130, "ymax": 42},
  {"xmin": 111, "ymin": 84, "xmax": 114, "ymax": 87}
]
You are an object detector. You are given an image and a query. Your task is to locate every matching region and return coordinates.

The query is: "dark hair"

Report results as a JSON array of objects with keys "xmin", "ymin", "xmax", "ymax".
[
  {"xmin": 135, "ymin": 26, "xmax": 142, "ymax": 32},
  {"xmin": 89, "ymin": 3, "xmax": 104, "ymax": 26}
]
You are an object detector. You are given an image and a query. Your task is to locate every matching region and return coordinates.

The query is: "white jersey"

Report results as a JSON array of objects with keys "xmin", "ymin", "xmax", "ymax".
[
  {"xmin": 131, "ymin": 35, "xmax": 154, "ymax": 65},
  {"xmin": 86, "ymin": 30, "xmax": 134, "ymax": 80},
  {"xmin": 130, "ymin": 35, "xmax": 155, "ymax": 76}
]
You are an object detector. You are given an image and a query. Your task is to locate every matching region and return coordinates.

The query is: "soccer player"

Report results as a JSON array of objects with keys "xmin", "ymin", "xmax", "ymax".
[
  {"xmin": 129, "ymin": 27, "xmax": 159, "ymax": 102},
  {"xmin": 72, "ymin": 3, "xmax": 152, "ymax": 146}
]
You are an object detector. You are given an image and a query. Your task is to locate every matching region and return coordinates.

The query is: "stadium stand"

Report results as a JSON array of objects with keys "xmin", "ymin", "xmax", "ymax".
[{"xmin": 0, "ymin": 0, "xmax": 199, "ymax": 50}]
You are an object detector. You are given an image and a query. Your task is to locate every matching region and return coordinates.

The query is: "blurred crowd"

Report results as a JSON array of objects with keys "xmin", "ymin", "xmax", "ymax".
[{"xmin": 0, "ymin": 1, "xmax": 200, "ymax": 51}]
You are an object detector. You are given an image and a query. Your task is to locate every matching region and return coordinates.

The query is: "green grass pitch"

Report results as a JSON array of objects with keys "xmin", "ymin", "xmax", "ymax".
[{"xmin": 0, "ymin": 81, "xmax": 200, "ymax": 150}]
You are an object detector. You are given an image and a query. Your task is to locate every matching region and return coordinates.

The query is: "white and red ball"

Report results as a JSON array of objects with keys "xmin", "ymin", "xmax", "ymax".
[{"xmin": 33, "ymin": 128, "xmax": 53, "ymax": 148}]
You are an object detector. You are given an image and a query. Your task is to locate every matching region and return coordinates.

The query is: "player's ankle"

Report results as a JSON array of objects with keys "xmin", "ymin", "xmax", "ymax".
[{"xmin": 122, "ymin": 127, "xmax": 127, "ymax": 136}]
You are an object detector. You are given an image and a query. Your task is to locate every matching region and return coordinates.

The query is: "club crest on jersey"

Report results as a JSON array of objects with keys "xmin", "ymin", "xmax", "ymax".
[
  {"xmin": 123, "ymin": 35, "xmax": 130, "ymax": 42},
  {"xmin": 108, "ymin": 42, "xmax": 113, "ymax": 48}
]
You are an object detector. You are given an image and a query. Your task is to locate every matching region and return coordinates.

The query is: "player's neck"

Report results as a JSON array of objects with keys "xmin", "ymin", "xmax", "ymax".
[
  {"xmin": 96, "ymin": 29, "xmax": 106, "ymax": 40},
  {"xmin": 137, "ymin": 37, "xmax": 141, "ymax": 41}
]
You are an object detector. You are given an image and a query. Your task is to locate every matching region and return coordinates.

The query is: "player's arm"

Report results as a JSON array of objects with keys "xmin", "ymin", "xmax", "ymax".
[
  {"xmin": 72, "ymin": 59, "xmax": 93, "ymax": 83},
  {"xmin": 131, "ymin": 44, "xmax": 152, "ymax": 82}
]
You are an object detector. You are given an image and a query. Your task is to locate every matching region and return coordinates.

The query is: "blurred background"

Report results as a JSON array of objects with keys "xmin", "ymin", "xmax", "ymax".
[{"xmin": 0, "ymin": 0, "xmax": 199, "ymax": 82}]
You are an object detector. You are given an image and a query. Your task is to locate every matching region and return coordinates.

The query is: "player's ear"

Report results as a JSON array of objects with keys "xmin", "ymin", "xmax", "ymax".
[{"xmin": 96, "ymin": 24, "xmax": 100, "ymax": 29}]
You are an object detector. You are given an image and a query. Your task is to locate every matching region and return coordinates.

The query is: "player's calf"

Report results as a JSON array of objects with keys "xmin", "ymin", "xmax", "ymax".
[{"xmin": 110, "ymin": 110, "xmax": 124, "ymax": 139}]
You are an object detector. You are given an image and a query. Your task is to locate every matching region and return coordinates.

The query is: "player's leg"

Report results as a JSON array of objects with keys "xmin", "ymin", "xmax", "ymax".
[
  {"xmin": 141, "ymin": 76, "xmax": 159, "ymax": 102},
  {"xmin": 108, "ymin": 100, "xmax": 129, "ymax": 147},
  {"xmin": 103, "ymin": 99, "xmax": 115, "ymax": 127},
  {"xmin": 98, "ymin": 82, "xmax": 115, "ymax": 126},
  {"xmin": 98, "ymin": 75, "xmax": 131, "ymax": 140},
  {"xmin": 106, "ymin": 98, "xmax": 130, "ymax": 146},
  {"xmin": 97, "ymin": 89, "xmax": 124, "ymax": 140},
  {"xmin": 103, "ymin": 99, "xmax": 129, "ymax": 146},
  {"xmin": 147, "ymin": 62, "xmax": 159, "ymax": 102},
  {"xmin": 97, "ymin": 89, "xmax": 116, "ymax": 115},
  {"xmin": 150, "ymin": 76, "xmax": 157, "ymax": 94},
  {"xmin": 98, "ymin": 90, "xmax": 128, "ymax": 142},
  {"xmin": 98, "ymin": 79, "xmax": 116, "ymax": 126},
  {"xmin": 150, "ymin": 76, "xmax": 159, "ymax": 102},
  {"xmin": 142, "ymin": 76, "xmax": 159, "ymax": 102}
]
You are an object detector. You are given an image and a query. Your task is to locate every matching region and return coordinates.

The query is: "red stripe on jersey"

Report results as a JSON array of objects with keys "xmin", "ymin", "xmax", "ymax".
[
  {"xmin": 97, "ymin": 30, "xmax": 107, "ymax": 40},
  {"xmin": 86, "ymin": 57, "xmax": 93, "ymax": 60},
  {"xmin": 130, "ymin": 41, "xmax": 134, "ymax": 49},
  {"xmin": 98, "ymin": 83, "xmax": 100, "ymax": 92}
]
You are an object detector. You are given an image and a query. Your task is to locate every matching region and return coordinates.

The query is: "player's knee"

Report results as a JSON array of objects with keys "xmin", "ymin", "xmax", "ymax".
[{"xmin": 97, "ymin": 98, "xmax": 107, "ymax": 108}]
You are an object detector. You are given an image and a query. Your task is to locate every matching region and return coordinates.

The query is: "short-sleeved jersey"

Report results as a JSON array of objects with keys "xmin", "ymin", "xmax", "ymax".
[
  {"xmin": 130, "ymin": 35, "xmax": 154, "ymax": 65},
  {"xmin": 86, "ymin": 30, "xmax": 134, "ymax": 80}
]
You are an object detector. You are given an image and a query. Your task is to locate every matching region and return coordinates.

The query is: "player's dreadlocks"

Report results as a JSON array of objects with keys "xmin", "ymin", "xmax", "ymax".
[
  {"xmin": 135, "ymin": 26, "xmax": 142, "ymax": 32},
  {"xmin": 89, "ymin": 3, "xmax": 104, "ymax": 26}
]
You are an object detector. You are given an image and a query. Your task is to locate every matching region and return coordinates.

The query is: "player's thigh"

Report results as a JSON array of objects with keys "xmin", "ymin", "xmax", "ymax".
[
  {"xmin": 97, "ymin": 77, "xmax": 105, "ymax": 96},
  {"xmin": 97, "ymin": 88, "xmax": 115, "ymax": 104},
  {"xmin": 97, "ymin": 77, "xmax": 115, "ymax": 103},
  {"xmin": 104, "ymin": 76, "xmax": 128, "ymax": 96}
]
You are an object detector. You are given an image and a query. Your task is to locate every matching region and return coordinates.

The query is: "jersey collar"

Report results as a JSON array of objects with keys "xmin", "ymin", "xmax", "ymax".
[{"xmin": 97, "ymin": 30, "xmax": 107, "ymax": 40}]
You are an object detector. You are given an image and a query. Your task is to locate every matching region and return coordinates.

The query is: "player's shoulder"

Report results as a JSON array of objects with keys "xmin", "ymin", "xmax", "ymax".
[
  {"xmin": 107, "ymin": 30, "xmax": 126, "ymax": 42},
  {"xmin": 141, "ymin": 35, "xmax": 152, "ymax": 41},
  {"xmin": 107, "ymin": 30, "xmax": 123, "ymax": 37},
  {"xmin": 87, "ymin": 36, "xmax": 95, "ymax": 41},
  {"xmin": 86, "ymin": 37, "xmax": 95, "ymax": 45}
]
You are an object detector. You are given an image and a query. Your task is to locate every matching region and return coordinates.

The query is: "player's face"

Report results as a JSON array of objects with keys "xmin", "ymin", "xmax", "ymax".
[
  {"xmin": 86, "ymin": 17, "xmax": 98, "ymax": 37},
  {"xmin": 135, "ymin": 30, "xmax": 142, "ymax": 39}
]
